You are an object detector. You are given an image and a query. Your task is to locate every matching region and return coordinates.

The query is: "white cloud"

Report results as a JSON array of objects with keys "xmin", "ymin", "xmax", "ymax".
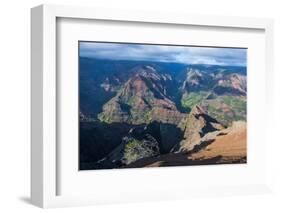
[{"xmin": 79, "ymin": 42, "xmax": 246, "ymax": 66}]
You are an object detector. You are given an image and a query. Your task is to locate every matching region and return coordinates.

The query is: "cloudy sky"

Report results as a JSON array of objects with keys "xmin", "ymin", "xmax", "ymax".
[{"xmin": 79, "ymin": 42, "xmax": 247, "ymax": 66}]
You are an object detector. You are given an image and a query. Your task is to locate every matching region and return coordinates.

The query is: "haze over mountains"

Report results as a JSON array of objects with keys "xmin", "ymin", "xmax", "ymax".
[{"xmin": 79, "ymin": 57, "xmax": 247, "ymax": 170}]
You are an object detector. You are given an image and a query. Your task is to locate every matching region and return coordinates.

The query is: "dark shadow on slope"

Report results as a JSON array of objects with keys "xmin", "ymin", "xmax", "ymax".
[
  {"xmin": 195, "ymin": 113, "xmax": 227, "ymax": 136},
  {"xmin": 186, "ymin": 139, "xmax": 216, "ymax": 154},
  {"xmin": 79, "ymin": 120, "xmax": 184, "ymax": 170},
  {"xmin": 79, "ymin": 121, "xmax": 136, "ymax": 165}
]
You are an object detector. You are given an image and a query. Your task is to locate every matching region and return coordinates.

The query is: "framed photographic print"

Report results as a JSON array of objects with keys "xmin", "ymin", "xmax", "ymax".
[{"xmin": 31, "ymin": 4, "xmax": 274, "ymax": 208}]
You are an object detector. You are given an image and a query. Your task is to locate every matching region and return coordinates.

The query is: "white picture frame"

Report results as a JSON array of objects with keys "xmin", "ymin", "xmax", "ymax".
[{"xmin": 31, "ymin": 4, "xmax": 274, "ymax": 208}]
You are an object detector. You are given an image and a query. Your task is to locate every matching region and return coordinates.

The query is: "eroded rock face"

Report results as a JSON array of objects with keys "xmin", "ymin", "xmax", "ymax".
[
  {"xmin": 98, "ymin": 66, "xmax": 184, "ymax": 125},
  {"xmin": 230, "ymin": 74, "xmax": 247, "ymax": 94},
  {"xmin": 180, "ymin": 68, "xmax": 216, "ymax": 93},
  {"xmin": 173, "ymin": 105, "xmax": 225, "ymax": 152},
  {"xmin": 214, "ymin": 73, "xmax": 247, "ymax": 96}
]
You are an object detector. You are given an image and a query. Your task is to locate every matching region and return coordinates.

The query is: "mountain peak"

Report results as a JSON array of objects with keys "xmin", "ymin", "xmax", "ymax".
[
  {"xmin": 188, "ymin": 68, "xmax": 203, "ymax": 76},
  {"xmin": 174, "ymin": 105, "xmax": 225, "ymax": 152},
  {"xmin": 187, "ymin": 68, "xmax": 203, "ymax": 84},
  {"xmin": 130, "ymin": 65, "xmax": 161, "ymax": 80},
  {"xmin": 98, "ymin": 66, "xmax": 184, "ymax": 125}
]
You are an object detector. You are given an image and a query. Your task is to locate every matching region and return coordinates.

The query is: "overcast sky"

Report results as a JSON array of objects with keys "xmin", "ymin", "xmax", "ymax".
[{"xmin": 79, "ymin": 42, "xmax": 247, "ymax": 66}]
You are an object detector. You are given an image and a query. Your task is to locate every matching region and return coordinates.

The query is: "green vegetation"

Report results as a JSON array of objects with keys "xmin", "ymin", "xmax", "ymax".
[
  {"xmin": 126, "ymin": 96, "xmax": 136, "ymax": 106},
  {"xmin": 181, "ymin": 92, "xmax": 207, "ymax": 112},
  {"xmin": 144, "ymin": 91, "xmax": 155, "ymax": 105},
  {"xmin": 143, "ymin": 110, "xmax": 153, "ymax": 123},
  {"xmin": 124, "ymin": 139, "xmax": 143, "ymax": 164},
  {"xmin": 207, "ymin": 106, "xmax": 233, "ymax": 126},
  {"xmin": 124, "ymin": 139, "xmax": 141, "ymax": 152},
  {"xmin": 133, "ymin": 110, "xmax": 154, "ymax": 124},
  {"xmin": 207, "ymin": 104, "xmax": 223, "ymax": 113},
  {"xmin": 98, "ymin": 113, "xmax": 111, "ymax": 123},
  {"xmin": 130, "ymin": 108, "xmax": 146, "ymax": 122},
  {"xmin": 206, "ymin": 95, "xmax": 246, "ymax": 126},
  {"xmin": 123, "ymin": 136, "xmax": 160, "ymax": 165},
  {"xmin": 221, "ymin": 96, "xmax": 246, "ymax": 112}
]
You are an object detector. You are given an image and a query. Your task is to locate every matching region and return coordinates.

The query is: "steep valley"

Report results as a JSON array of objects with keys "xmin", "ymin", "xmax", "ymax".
[{"xmin": 79, "ymin": 58, "xmax": 247, "ymax": 170}]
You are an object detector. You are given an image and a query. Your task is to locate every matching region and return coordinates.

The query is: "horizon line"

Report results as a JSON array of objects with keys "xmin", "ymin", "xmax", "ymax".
[{"xmin": 79, "ymin": 56, "xmax": 247, "ymax": 67}]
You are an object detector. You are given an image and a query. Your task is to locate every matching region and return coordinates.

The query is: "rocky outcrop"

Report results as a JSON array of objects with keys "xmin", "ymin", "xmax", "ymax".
[
  {"xmin": 122, "ymin": 135, "xmax": 160, "ymax": 164},
  {"xmin": 124, "ymin": 121, "xmax": 246, "ymax": 168},
  {"xmin": 173, "ymin": 105, "xmax": 225, "ymax": 152},
  {"xmin": 94, "ymin": 120, "xmax": 184, "ymax": 168},
  {"xmin": 188, "ymin": 121, "xmax": 247, "ymax": 163},
  {"xmin": 97, "ymin": 132, "xmax": 160, "ymax": 167}
]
